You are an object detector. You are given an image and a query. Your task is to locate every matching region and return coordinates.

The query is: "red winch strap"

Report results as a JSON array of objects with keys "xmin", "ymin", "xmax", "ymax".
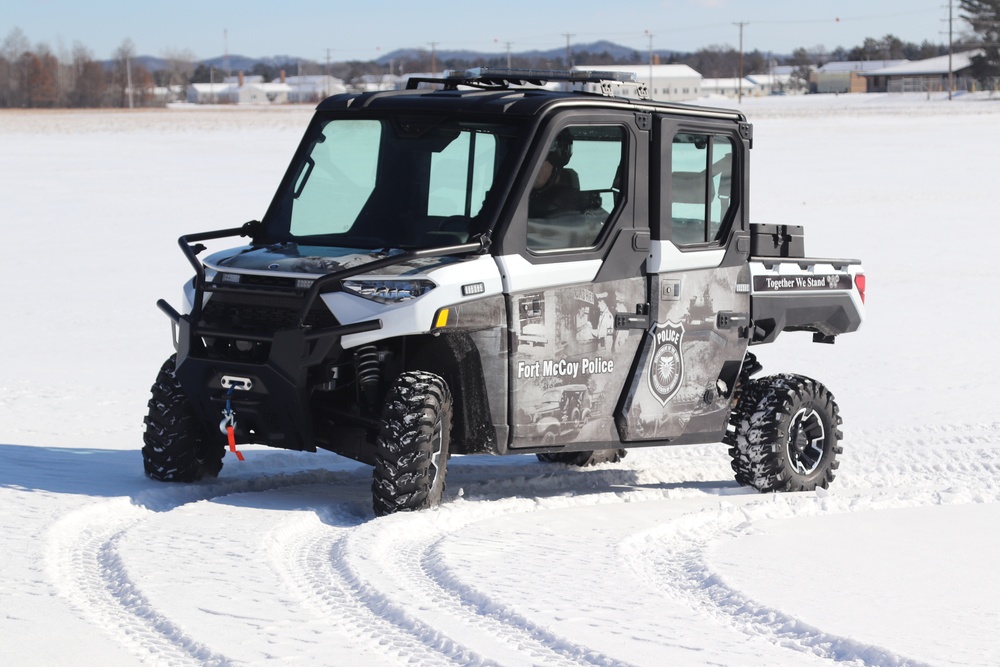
[{"xmin": 226, "ymin": 425, "xmax": 245, "ymax": 461}]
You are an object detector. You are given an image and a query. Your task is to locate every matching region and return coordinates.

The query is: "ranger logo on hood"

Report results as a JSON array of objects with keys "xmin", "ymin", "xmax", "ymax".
[{"xmin": 648, "ymin": 321, "xmax": 684, "ymax": 405}]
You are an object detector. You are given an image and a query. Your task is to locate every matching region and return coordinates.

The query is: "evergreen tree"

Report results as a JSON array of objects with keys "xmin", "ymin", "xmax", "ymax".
[{"xmin": 961, "ymin": 0, "xmax": 1000, "ymax": 84}]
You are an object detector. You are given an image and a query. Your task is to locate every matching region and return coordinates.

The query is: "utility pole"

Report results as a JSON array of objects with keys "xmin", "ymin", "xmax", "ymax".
[
  {"xmin": 948, "ymin": 0, "xmax": 954, "ymax": 100},
  {"xmin": 506, "ymin": 41, "xmax": 512, "ymax": 68},
  {"xmin": 126, "ymin": 55, "xmax": 134, "ymax": 108},
  {"xmin": 428, "ymin": 42, "xmax": 439, "ymax": 75},
  {"xmin": 562, "ymin": 33, "xmax": 574, "ymax": 69},
  {"xmin": 645, "ymin": 30, "xmax": 654, "ymax": 96},
  {"xmin": 734, "ymin": 21, "xmax": 748, "ymax": 103}
]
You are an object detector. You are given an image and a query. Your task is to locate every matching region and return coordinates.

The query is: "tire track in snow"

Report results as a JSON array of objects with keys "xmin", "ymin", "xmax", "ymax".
[
  {"xmin": 270, "ymin": 509, "xmax": 498, "ymax": 666},
  {"xmin": 378, "ymin": 514, "xmax": 635, "ymax": 666},
  {"xmin": 415, "ymin": 538, "xmax": 637, "ymax": 667},
  {"xmin": 48, "ymin": 500, "xmax": 234, "ymax": 666},
  {"xmin": 273, "ymin": 499, "xmax": 638, "ymax": 666},
  {"xmin": 46, "ymin": 469, "xmax": 359, "ymax": 666},
  {"xmin": 621, "ymin": 424, "xmax": 1000, "ymax": 667}
]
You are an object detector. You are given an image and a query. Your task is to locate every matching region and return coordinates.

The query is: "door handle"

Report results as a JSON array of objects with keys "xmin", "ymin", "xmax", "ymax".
[{"xmin": 716, "ymin": 311, "xmax": 749, "ymax": 329}]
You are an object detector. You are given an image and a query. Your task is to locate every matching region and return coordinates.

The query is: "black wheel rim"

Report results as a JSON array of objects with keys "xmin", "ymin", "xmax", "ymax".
[{"xmin": 787, "ymin": 406, "xmax": 826, "ymax": 475}]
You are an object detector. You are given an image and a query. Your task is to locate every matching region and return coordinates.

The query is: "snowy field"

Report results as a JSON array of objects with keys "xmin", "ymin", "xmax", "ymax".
[{"xmin": 1, "ymin": 92, "xmax": 999, "ymax": 666}]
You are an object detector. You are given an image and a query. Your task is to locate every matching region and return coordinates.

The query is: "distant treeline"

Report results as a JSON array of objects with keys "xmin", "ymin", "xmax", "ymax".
[{"xmin": 0, "ymin": 26, "xmax": 975, "ymax": 109}]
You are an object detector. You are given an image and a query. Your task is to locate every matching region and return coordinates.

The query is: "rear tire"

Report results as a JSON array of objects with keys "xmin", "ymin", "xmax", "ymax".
[
  {"xmin": 372, "ymin": 372, "xmax": 452, "ymax": 517},
  {"xmin": 727, "ymin": 374, "xmax": 842, "ymax": 492},
  {"xmin": 142, "ymin": 355, "xmax": 224, "ymax": 482}
]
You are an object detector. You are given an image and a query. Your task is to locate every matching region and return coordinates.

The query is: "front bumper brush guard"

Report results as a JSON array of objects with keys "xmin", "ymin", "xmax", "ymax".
[{"xmin": 159, "ymin": 221, "xmax": 490, "ymax": 346}]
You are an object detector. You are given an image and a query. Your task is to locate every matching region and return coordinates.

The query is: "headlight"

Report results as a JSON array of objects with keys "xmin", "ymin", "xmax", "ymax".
[{"xmin": 341, "ymin": 279, "xmax": 436, "ymax": 303}]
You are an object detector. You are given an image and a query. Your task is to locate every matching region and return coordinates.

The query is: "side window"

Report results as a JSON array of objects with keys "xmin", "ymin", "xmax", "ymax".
[
  {"xmin": 428, "ymin": 131, "xmax": 496, "ymax": 217},
  {"xmin": 671, "ymin": 132, "xmax": 735, "ymax": 245},
  {"xmin": 527, "ymin": 126, "xmax": 625, "ymax": 252}
]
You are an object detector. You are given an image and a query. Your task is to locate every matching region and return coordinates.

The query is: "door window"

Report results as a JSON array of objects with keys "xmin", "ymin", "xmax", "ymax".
[
  {"xmin": 670, "ymin": 133, "xmax": 735, "ymax": 245},
  {"xmin": 527, "ymin": 126, "xmax": 626, "ymax": 252}
]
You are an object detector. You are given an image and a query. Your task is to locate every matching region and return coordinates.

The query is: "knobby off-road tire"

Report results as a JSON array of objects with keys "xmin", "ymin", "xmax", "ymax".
[
  {"xmin": 536, "ymin": 449, "xmax": 627, "ymax": 466},
  {"xmin": 725, "ymin": 374, "xmax": 843, "ymax": 492},
  {"xmin": 142, "ymin": 355, "xmax": 225, "ymax": 482},
  {"xmin": 372, "ymin": 371, "xmax": 452, "ymax": 517}
]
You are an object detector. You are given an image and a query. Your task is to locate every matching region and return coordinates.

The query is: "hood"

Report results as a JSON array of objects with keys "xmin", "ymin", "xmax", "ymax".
[{"xmin": 207, "ymin": 242, "xmax": 456, "ymax": 277}]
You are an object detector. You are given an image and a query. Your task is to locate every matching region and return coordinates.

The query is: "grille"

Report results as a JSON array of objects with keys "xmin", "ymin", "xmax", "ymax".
[
  {"xmin": 201, "ymin": 292, "xmax": 338, "ymax": 332},
  {"xmin": 234, "ymin": 274, "xmax": 302, "ymax": 290}
]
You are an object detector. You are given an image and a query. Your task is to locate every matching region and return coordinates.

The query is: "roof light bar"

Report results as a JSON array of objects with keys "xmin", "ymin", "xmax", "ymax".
[{"xmin": 445, "ymin": 67, "xmax": 638, "ymax": 85}]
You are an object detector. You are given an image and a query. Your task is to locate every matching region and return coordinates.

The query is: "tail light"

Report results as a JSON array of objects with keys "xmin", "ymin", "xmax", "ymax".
[{"xmin": 855, "ymin": 273, "xmax": 866, "ymax": 304}]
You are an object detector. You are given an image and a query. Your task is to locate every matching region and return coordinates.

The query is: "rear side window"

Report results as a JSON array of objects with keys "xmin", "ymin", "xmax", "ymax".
[{"xmin": 671, "ymin": 132, "xmax": 735, "ymax": 245}]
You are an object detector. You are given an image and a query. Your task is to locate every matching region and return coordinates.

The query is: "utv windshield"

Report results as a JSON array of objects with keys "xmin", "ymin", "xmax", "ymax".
[{"xmin": 263, "ymin": 116, "xmax": 524, "ymax": 249}]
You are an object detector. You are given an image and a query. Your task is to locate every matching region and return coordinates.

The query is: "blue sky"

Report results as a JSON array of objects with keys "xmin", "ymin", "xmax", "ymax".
[{"xmin": 6, "ymin": 1, "xmax": 955, "ymax": 62}]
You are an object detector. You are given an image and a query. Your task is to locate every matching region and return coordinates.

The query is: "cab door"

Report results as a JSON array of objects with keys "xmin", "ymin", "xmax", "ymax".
[
  {"xmin": 496, "ymin": 114, "xmax": 650, "ymax": 449},
  {"xmin": 617, "ymin": 119, "xmax": 752, "ymax": 442}
]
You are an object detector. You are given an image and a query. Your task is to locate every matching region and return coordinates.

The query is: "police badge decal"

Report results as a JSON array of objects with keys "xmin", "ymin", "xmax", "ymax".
[{"xmin": 648, "ymin": 321, "xmax": 684, "ymax": 406}]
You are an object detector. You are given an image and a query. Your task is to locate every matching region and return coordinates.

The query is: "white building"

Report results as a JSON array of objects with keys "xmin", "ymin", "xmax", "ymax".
[
  {"xmin": 186, "ymin": 83, "xmax": 232, "ymax": 104},
  {"xmin": 746, "ymin": 68, "xmax": 805, "ymax": 96},
  {"xmin": 701, "ymin": 77, "xmax": 757, "ymax": 99},
  {"xmin": 813, "ymin": 60, "xmax": 908, "ymax": 94},
  {"xmin": 186, "ymin": 73, "xmax": 291, "ymax": 105},
  {"xmin": 355, "ymin": 73, "xmax": 405, "ymax": 92},
  {"xmin": 572, "ymin": 64, "xmax": 702, "ymax": 102},
  {"xmin": 275, "ymin": 75, "xmax": 347, "ymax": 103}
]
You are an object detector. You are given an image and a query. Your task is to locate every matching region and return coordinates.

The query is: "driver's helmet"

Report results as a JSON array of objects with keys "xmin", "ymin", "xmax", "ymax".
[{"xmin": 548, "ymin": 130, "xmax": 573, "ymax": 168}]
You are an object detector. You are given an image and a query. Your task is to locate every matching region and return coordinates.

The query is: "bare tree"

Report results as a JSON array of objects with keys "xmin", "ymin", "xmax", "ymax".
[
  {"xmin": 70, "ymin": 42, "xmax": 106, "ymax": 107},
  {"xmin": 1, "ymin": 27, "xmax": 31, "ymax": 106},
  {"xmin": 111, "ymin": 38, "xmax": 136, "ymax": 107},
  {"xmin": 161, "ymin": 47, "xmax": 196, "ymax": 89},
  {"xmin": 24, "ymin": 44, "xmax": 60, "ymax": 107}
]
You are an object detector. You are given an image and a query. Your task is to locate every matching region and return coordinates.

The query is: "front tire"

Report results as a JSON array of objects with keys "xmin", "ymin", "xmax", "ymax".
[
  {"xmin": 726, "ymin": 374, "xmax": 842, "ymax": 492},
  {"xmin": 142, "ymin": 355, "xmax": 224, "ymax": 482},
  {"xmin": 372, "ymin": 372, "xmax": 452, "ymax": 517}
]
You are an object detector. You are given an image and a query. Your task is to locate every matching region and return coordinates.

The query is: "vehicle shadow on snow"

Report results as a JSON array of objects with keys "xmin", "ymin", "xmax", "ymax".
[
  {"xmin": 0, "ymin": 443, "xmax": 370, "ymax": 515},
  {"xmin": 0, "ymin": 443, "xmax": 152, "ymax": 499},
  {"xmin": 0, "ymin": 443, "xmax": 742, "ymax": 521},
  {"xmin": 442, "ymin": 455, "xmax": 744, "ymax": 507}
]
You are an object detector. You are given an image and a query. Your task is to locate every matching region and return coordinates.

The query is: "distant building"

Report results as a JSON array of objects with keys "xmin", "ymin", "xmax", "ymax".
[
  {"xmin": 275, "ymin": 75, "xmax": 347, "ymax": 103},
  {"xmin": 186, "ymin": 72, "xmax": 290, "ymax": 104},
  {"xmin": 186, "ymin": 82, "xmax": 231, "ymax": 104},
  {"xmin": 812, "ymin": 60, "xmax": 908, "ymax": 94},
  {"xmin": 701, "ymin": 77, "xmax": 757, "ymax": 99},
  {"xmin": 355, "ymin": 73, "xmax": 405, "ymax": 92},
  {"xmin": 859, "ymin": 50, "xmax": 984, "ymax": 93},
  {"xmin": 747, "ymin": 67, "xmax": 805, "ymax": 95},
  {"xmin": 572, "ymin": 64, "xmax": 702, "ymax": 102}
]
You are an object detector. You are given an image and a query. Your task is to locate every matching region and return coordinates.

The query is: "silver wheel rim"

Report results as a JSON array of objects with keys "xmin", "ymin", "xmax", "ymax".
[
  {"xmin": 787, "ymin": 407, "xmax": 826, "ymax": 475},
  {"xmin": 429, "ymin": 420, "xmax": 444, "ymax": 486}
]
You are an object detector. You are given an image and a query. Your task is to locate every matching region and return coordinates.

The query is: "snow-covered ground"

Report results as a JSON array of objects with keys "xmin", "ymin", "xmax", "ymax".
[{"xmin": 2, "ymin": 93, "xmax": 999, "ymax": 666}]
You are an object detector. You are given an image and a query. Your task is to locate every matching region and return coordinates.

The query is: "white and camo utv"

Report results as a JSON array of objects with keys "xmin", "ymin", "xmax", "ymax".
[{"xmin": 143, "ymin": 69, "xmax": 866, "ymax": 516}]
